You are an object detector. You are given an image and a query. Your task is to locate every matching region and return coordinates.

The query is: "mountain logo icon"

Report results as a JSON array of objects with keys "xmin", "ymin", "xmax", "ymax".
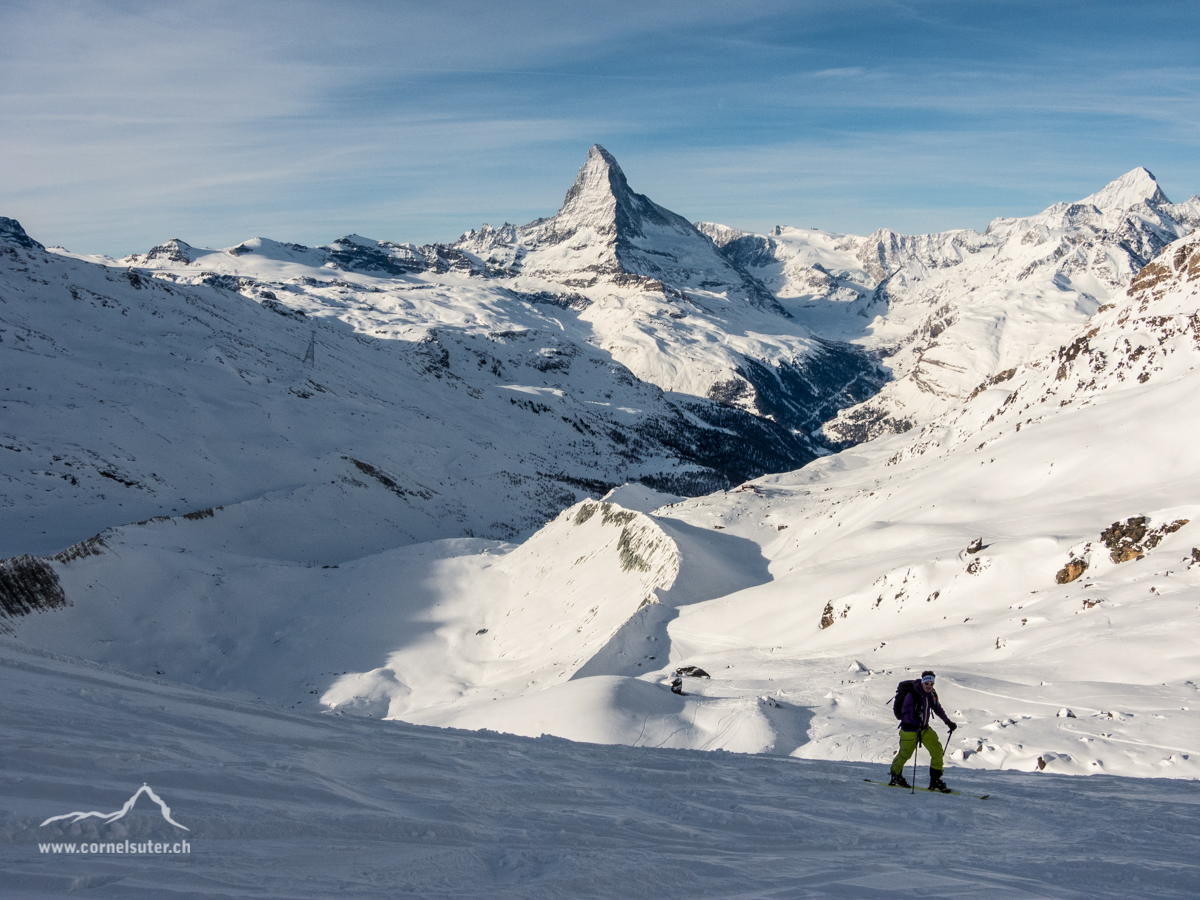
[{"xmin": 40, "ymin": 784, "xmax": 189, "ymax": 831}]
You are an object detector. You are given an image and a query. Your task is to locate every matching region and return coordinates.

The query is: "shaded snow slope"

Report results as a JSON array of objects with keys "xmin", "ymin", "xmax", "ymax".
[
  {"xmin": 1, "ymin": 229, "xmax": 842, "ymax": 558},
  {"xmin": 704, "ymin": 167, "xmax": 1199, "ymax": 441},
  {"xmin": 4, "ymin": 640, "xmax": 1200, "ymax": 899}
]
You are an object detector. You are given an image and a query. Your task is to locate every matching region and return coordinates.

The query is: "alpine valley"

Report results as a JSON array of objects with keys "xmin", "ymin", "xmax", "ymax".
[{"xmin": 5, "ymin": 146, "xmax": 1200, "ymax": 863}]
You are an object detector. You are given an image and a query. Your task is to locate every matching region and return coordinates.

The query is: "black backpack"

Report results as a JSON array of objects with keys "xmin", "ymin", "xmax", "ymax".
[{"xmin": 891, "ymin": 679, "xmax": 917, "ymax": 720}]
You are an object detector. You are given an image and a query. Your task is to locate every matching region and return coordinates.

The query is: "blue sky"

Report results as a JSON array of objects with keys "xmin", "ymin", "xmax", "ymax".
[{"xmin": 2, "ymin": 0, "xmax": 1198, "ymax": 256}]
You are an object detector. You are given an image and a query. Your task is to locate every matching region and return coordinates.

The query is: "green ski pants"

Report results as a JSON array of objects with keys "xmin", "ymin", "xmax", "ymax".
[{"xmin": 890, "ymin": 726, "xmax": 944, "ymax": 775}]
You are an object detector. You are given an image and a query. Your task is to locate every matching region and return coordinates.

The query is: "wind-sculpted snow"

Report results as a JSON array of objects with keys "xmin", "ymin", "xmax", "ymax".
[
  {"xmin": 4, "ymin": 493, "xmax": 755, "ymax": 753},
  {"xmin": 322, "ymin": 498, "xmax": 684, "ymax": 721}
]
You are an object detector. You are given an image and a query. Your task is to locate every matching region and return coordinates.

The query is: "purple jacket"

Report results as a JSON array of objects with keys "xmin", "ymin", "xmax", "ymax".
[{"xmin": 900, "ymin": 681, "xmax": 952, "ymax": 732}]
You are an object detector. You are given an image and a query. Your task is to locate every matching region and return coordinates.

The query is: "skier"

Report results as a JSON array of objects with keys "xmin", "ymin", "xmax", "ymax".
[{"xmin": 888, "ymin": 670, "xmax": 957, "ymax": 792}]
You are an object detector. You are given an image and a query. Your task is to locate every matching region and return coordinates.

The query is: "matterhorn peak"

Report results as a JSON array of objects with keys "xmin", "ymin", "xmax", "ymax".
[
  {"xmin": 451, "ymin": 143, "xmax": 786, "ymax": 314},
  {"xmin": 551, "ymin": 143, "xmax": 651, "ymax": 239},
  {"xmin": 1081, "ymin": 166, "xmax": 1170, "ymax": 212}
]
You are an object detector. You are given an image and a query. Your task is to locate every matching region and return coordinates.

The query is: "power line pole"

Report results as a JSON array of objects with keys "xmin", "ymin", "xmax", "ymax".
[{"xmin": 303, "ymin": 330, "xmax": 315, "ymax": 367}]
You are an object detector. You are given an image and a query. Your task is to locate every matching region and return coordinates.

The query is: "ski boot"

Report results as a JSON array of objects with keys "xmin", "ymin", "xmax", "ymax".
[
  {"xmin": 888, "ymin": 771, "xmax": 910, "ymax": 788},
  {"xmin": 928, "ymin": 768, "xmax": 951, "ymax": 793}
]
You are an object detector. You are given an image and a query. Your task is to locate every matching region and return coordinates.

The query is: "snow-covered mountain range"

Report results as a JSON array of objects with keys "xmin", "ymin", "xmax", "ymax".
[
  {"xmin": 115, "ymin": 145, "xmax": 886, "ymax": 437},
  {"xmin": 3, "ymin": 148, "xmax": 1200, "ymax": 795},
  {"xmin": 705, "ymin": 166, "xmax": 1200, "ymax": 442}
]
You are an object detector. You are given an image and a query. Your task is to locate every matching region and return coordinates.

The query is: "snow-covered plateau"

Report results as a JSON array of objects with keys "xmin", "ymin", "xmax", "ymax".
[{"xmin": 3, "ymin": 149, "xmax": 1200, "ymax": 896}]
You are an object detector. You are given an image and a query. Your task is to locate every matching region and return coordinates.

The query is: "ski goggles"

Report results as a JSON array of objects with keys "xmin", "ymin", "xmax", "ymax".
[{"xmin": 920, "ymin": 675, "xmax": 936, "ymax": 684}]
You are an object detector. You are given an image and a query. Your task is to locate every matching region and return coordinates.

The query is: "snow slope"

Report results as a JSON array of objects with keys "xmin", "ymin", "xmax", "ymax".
[
  {"xmin": 4, "ymin": 639, "xmax": 1200, "ymax": 899},
  {"xmin": 8, "ymin": 152, "xmax": 1200, "ymax": 900},
  {"xmin": 627, "ymin": 233, "xmax": 1200, "ymax": 778}
]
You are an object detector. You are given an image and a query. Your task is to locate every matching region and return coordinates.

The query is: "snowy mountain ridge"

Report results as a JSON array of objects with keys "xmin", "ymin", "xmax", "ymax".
[{"xmin": 454, "ymin": 144, "xmax": 785, "ymax": 313}]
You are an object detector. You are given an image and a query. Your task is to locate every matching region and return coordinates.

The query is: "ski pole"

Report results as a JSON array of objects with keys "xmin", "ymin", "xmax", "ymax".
[{"xmin": 911, "ymin": 729, "xmax": 919, "ymax": 795}]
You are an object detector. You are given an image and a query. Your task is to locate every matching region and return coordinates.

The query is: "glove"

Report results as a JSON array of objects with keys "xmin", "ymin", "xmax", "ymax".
[{"xmin": 948, "ymin": 722, "xmax": 958, "ymax": 734}]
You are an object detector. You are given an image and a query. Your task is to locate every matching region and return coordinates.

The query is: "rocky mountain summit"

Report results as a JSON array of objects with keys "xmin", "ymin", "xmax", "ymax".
[{"xmin": 0, "ymin": 216, "xmax": 44, "ymax": 252}]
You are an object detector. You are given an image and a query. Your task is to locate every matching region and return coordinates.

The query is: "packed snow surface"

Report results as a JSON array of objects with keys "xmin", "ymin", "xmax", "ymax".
[{"xmin": 4, "ymin": 641, "xmax": 1200, "ymax": 899}]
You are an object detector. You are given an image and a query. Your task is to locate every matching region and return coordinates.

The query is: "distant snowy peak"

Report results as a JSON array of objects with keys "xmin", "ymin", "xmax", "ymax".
[
  {"xmin": 1080, "ymin": 166, "xmax": 1169, "ymax": 212},
  {"xmin": 842, "ymin": 168, "xmax": 1193, "ymax": 289},
  {"xmin": 0, "ymin": 217, "xmax": 45, "ymax": 252},
  {"xmin": 855, "ymin": 226, "xmax": 988, "ymax": 284},
  {"xmin": 741, "ymin": 168, "xmax": 1200, "ymax": 446},
  {"xmin": 985, "ymin": 168, "xmax": 1197, "ymax": 251}
]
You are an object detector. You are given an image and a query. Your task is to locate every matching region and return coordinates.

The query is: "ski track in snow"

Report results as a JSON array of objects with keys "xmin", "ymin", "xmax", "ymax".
[{"xmin": 3, "ymin": 640, "xmax": 1200, "ymax": 899}]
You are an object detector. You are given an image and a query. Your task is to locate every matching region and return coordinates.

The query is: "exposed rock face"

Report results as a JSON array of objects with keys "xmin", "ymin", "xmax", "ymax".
[
  {"xmin": 137, "ymin": 239, "xmax": 198, "ymax": 265},
  {"xmin": 0, "ymin": 217, "xmax": 45, "ymax": 252},
  {"xmin": 1043, "ymin": 237, "xmax": 1200, "ymax": 403},
  {"xmin": 0, "ymin": 556, "xmax": 68, "ymax": 632},
  {"xmin": 1102, "ymin": 517, "xmax": 1150, "ymax": 563},
  {"xmin": 0, "ymin": 533, "xmax": 106, "ymax": 630},
  {"xmin": 1100, "ymin": 517, "xmax": 1190, "ymax": 564},
  {"xmin": 1056, "ymin": 559, "xmax": 1088, "ymax": 584}
]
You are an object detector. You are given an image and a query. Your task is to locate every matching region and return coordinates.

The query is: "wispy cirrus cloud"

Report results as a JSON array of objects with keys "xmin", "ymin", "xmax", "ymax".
[{"xmin": 1, "ymin": 0, "xmax": 1197, "ymax": 254}]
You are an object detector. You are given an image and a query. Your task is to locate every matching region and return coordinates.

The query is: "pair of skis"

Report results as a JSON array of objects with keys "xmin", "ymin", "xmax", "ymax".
[{"xmin": 863, "ymin": 778, "xmax": 990, "ymax": 800}]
